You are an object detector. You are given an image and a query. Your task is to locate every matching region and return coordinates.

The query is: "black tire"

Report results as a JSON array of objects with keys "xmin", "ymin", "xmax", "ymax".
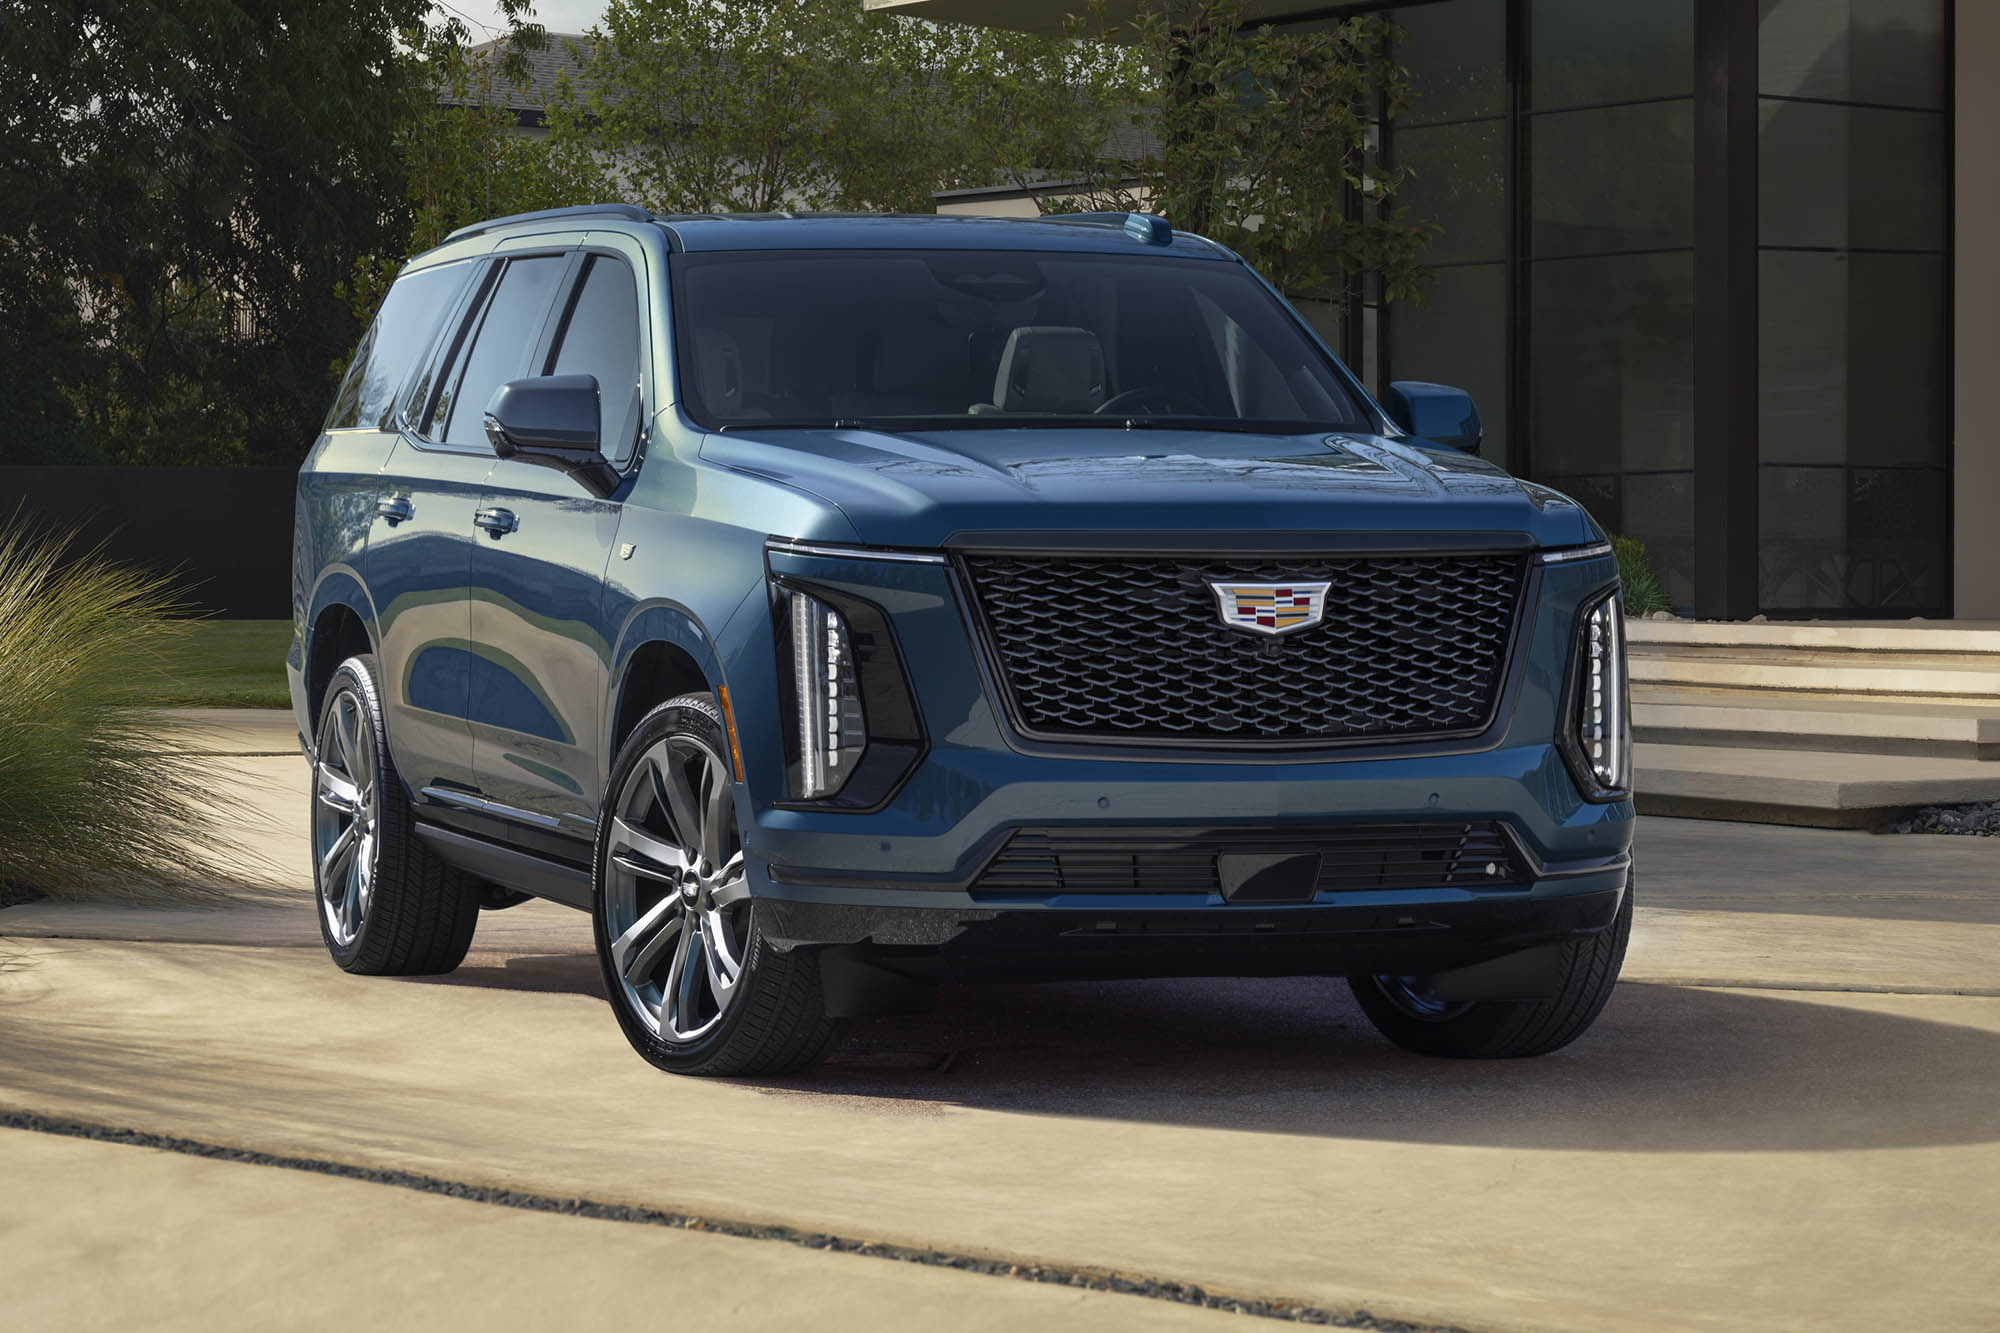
[
  {"xmin": 1349, "ymin": 870, "xmax": 1634, "ymax": 1059},
  {"xmin": 591, "ymin": 692, "xmax": 844, "ymax": 1077},
  {"xmin": 311, "ymin": 654, "xmax": 481, "ymax": 976}
]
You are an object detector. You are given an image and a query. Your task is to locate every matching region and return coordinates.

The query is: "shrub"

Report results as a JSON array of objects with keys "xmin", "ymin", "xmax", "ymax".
[
  {"xmin": 0, "ymin": 515, "xmax": 243, "ymax": 901},
  {"xmin": 1611, "ymin": 534, "xmax": 1672, "ymax": 617}
]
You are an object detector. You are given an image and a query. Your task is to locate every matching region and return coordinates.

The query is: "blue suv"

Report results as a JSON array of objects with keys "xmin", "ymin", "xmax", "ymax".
[{"xmin": 291, "ymin": 205, "xmax": 1633, "ymax": 1076}]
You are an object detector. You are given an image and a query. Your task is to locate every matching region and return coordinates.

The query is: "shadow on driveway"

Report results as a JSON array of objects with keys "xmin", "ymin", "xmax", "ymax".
[{"xmin": 412, "ymin": 950, "xmax": 2000, "ymax": 1153}]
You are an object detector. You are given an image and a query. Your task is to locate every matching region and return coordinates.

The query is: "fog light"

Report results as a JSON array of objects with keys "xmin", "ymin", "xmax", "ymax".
[{"xmin": 789, "ymin": 589, "xmax": 866, "ymax": 799}]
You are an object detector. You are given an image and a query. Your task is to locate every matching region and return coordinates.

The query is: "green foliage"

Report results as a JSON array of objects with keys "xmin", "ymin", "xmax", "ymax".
[
  {"xmin": 1612, "ymin": 534, "xmax": 1672, "ymax": 617},
  {"xmin": 107, "ymin": 621, "xmax": 295, "ymax": 710},
  {"xmin": 0, "ymin": 516, "xmax": 248, "ymax": 900},
  {"xmin": 2, "ymin": 0, "xmax": 434, "ymax": 467},
  {"xmin": 1054, "ymin": 0, "xmax": 1434, "ymax": 304},
  {"xmin": 577, "ymin": 0, "xmax": 1123, "ymax": 214}
]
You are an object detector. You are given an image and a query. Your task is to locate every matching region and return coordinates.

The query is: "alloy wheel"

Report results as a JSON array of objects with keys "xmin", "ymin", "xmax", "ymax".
[
  {"xmin": 603, "ymin": 733, "xmax": 750, "ymax": 1042},
  {"xmin": 314, "ymin": 686, "xmax": 379, "ymax": 949}
]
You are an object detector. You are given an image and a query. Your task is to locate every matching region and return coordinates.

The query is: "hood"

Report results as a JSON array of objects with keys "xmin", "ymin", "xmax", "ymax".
[{"xmin": 699, "ymin": 426, "xmax": 1599, "ymax": 550}]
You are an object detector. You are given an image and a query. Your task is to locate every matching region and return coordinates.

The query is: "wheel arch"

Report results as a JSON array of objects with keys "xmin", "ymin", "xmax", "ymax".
[
  {"xmin": 304, "ymin": 573, "xmax": 379, "ymax": 733},
  {"xmin": 604, "ymin": 600, "xmax": 736, "ymax": 784}
]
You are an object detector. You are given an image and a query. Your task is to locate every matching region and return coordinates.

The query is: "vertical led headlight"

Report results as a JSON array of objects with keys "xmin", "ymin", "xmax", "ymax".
[
  {"xmin": 1563, "ymin": 590, "xmax": 1631, "ymax": 799},
  {"xmin": 788, "ymin": 589, "xmax": 867, "ymax": 799}
]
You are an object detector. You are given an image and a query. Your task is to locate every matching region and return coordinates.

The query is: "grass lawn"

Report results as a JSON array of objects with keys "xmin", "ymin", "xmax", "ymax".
[{"xmin": 113, "ymin": 619, "xmax": 294, "ymax": 710}]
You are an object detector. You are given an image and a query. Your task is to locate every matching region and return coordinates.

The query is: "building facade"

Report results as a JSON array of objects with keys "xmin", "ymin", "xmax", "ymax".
[{"xmin": 879, "ymin": 0, "xmax": 1991, "ymax": 621}]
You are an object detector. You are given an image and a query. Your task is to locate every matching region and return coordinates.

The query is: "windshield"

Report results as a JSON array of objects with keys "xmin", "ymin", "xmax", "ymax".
[{"xmin": 670, "ymin": 249, "xmax": 1369, "ymax": 433}]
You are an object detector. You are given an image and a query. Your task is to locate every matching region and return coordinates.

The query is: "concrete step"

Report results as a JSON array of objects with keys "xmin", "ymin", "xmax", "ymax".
[
  {"xmin": 1628, "ymin": 648, "xmax": 2000, "ymax": 698},
  {"xmin": 1634, "ymin": 741, "xmax": 2000, "ymax": 827},
  {"xmin": 1632, "ymin": 687, "xmax": 2000, "ymax": 759},
  {"xmin": 1627, "ymin": 618, "xmax": 2000, "ymax": 655}
]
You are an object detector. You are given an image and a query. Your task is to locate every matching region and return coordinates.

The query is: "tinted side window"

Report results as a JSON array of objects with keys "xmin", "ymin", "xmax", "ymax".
[
  {"xmin": 548, "ymin": 255, "xmax": 643, "ymax": 464},
  {"xmin": 325, "ymin": 263, "xmax": 469, "ymax": 431},
  {"xmin": 436, "ymin": 255, "xmax": 567, "ymax": 447}
]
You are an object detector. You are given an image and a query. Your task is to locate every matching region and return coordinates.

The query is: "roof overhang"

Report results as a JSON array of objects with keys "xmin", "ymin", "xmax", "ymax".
[{"xmin": 863, "ymin": 0, "xmax": 1319, "ymax": 36}]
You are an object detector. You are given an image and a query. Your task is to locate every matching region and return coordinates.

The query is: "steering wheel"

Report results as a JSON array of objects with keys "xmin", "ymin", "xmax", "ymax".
[{"xmin": 1094, "ymin": 385, "xmax": 1212, "ymax": 416}]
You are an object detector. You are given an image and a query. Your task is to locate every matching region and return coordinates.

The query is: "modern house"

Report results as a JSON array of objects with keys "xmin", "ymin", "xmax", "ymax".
[{"xmin": 875, "ymin": 0, "xmax": 1990, "ymax": 625}]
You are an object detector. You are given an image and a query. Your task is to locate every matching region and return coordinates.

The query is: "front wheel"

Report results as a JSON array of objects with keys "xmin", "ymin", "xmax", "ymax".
[
  {"xmin": 1349, "ymin": 872, "xmax": 1633, "ymax": 1059},
  {"xmin": 591, "ymin": 693, "xmax": 843, "ymax": 1077}
]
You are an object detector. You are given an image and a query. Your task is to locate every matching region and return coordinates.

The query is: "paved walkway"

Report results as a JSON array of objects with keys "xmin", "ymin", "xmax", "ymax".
[{"xmin": 2, "ymin": 713, "xmax": 1996, "ymax": 1331}]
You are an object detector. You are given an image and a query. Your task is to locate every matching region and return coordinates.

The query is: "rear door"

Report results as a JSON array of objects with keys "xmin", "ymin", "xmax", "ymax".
[
  {"xmin": 374, "ymin": 250, "xmax": 570, "ymax": 801},
  {"xmin": 469, "ymin": 246, "xmax": 649, "ymax": 846}
]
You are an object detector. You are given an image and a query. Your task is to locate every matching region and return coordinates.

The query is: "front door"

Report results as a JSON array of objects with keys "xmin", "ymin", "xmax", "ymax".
[{"xmin": 469, "ymin": 249, "xmax": 648, "ymax": 846}]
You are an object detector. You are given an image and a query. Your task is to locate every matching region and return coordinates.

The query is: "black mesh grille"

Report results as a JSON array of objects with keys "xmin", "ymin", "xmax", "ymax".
[
  {"xmin": 960, "ymin": 552, "xmax": 1526, "ymax": 742},
  {"xmin": 973, "ymin": 823, "xmax": 1527, "ymax": 897}
]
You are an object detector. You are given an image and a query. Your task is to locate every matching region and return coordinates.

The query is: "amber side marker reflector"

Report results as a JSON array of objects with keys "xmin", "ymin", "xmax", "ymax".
[{"xmin": 717, "ymin": 685, "xmax": 746, "ymax": 781}]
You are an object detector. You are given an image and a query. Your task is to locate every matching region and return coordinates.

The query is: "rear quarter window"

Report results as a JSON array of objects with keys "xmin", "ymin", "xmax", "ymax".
[{"xmin": 324, "ymin": 263, "xmax": 473, "ymax": 432}]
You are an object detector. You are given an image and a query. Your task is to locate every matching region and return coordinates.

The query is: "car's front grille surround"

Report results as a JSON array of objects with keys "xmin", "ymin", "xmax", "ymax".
[
  {"xmin": 971, "ymin": 822, "xmax": 1529, "ymax": 898},
  {"xmin": 957, "ymin": 550, "xmax": 1528, "ymax": 745}
]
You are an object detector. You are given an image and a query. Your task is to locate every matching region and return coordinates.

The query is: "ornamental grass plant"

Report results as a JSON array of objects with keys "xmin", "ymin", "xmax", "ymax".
[
  {"xmin": 0, "ymin": 514, "xmax": 245, "ymax": 902},
  {"xmin": 1611, "ymin": 535, "xmax": 1672, "ymax": 618}
]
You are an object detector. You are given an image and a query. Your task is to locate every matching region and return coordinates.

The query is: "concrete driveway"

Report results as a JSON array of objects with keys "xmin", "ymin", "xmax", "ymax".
[{"xmin": 2, "ymin": 717, "xmax": 1996, "ymax": 1332}]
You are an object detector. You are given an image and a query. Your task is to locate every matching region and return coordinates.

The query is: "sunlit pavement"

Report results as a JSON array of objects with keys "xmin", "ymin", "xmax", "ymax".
[{"xmin": 2, "ymin": 724, "xmax": 1997, "ymax": 1332}]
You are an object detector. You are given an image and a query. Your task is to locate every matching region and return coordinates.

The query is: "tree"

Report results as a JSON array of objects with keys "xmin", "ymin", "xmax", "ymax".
[
  {"xmin": 1, "ymin": 1, "xmax": 438, "ymax": 465},
  {"xmin": 1052, "ymin": 0, "xmax": 1434, "ymax": 305},
  {"xmin": 342, "ymin": 3, "xmax": 611, "ymax": 330},
  {"xmin": 575, "ymin": 0, "xmax": 1128, "ymax": 215}
]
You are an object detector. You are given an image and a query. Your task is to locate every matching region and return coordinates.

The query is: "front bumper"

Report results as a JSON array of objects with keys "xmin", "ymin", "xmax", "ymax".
[{"xmin": 729, "ymin": 541, "xmax": 1632, "ymax": 981}]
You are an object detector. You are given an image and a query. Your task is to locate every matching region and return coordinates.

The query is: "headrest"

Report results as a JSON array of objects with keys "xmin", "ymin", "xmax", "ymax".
[
  {"xmin": 695, "ymin": 328, "xmax": 744, "ymax": 416},
  {"xmin": 992, "ymin": 326, "xmax": 1106, "ymax": 414},
  {"xmin": 872, "ymin": 324, "xmax": 970, "ymax": 397}
]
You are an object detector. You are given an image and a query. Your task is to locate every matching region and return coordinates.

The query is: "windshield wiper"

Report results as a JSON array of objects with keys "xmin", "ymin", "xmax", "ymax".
[{"xmin": 715, "ymin": 415, "xmax": 1359, "ymax": 435}]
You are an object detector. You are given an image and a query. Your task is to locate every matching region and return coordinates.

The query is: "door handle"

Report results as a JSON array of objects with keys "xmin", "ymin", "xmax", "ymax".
[
  {"xmin": 376, "ymin": 495, "xmax": 414, "ymax": 525},
  {"xmin": 473, "ymin": 506, "xmax": 518, "ymax": 537}
]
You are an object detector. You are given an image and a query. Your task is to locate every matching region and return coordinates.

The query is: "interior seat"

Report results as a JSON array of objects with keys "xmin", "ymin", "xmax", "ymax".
[
  {"xmin": 829, "ymin": 323, "xmax": 974, "ymax": 420},
  {"xmin": 985, "ymin": 326, "xmax": 1107, "ymax": 414}
]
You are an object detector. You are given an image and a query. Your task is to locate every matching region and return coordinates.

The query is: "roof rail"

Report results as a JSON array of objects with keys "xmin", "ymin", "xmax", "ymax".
[
  {"xmin": 443, "ymin": 203, "xmax": 653, "ymax": 243},
  {"xmin": 1039, "ymin": 211, "xmax": 1175, "ymax": 246}
]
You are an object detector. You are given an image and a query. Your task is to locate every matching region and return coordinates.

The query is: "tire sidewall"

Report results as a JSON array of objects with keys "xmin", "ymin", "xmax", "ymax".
[{"xmin": 591, "ymin": 694, "xmax": 775, "ymax": 1074}]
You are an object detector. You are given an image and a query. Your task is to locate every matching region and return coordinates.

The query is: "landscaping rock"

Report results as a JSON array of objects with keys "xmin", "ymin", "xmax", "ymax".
[{"xmin": 1889, "ymin": 801, "xmax": 2000, "ymax": 836}]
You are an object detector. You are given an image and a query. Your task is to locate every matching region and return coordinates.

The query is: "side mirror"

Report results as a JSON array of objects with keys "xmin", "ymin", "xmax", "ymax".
[
  {"xmin": 1383, "ymin": 381, "xmax": 1482, "ymax": 455},
  {"xmin": 483, "ymin": 374, "xmax": 620, "ymax": 498}
]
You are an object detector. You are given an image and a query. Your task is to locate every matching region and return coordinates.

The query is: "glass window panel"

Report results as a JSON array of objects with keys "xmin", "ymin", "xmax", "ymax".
[
  {"xmin": 1621, "ymin": 471, "xmax": 1696, "ymax": 607},
  {"xmin": 1394, "ymin": 0, "xmax": 1506, "ymax": 125},
  {"xmin": 439, "ymin": 255, "xmax": 568, "ymax": 446},
  {"xmin": 1847, "ymin": 466, "xmax": 1947, "ymax": 609},
  {"xmin": 1388, "ymin": 263, "xmax": 1508, "ymax": 460},
  {"xmin": 1759, "ymin": 0, "xmax": 1946, "ymax": 108},
  {"xmin": 1761, "ymin": 251, "xmax": 1946, "ymax": 468},
  {"xmin": 1530, "ymin": 251, "xmax": 1695, "ymax": 477},
  {"xmin": 549, "ymin": 255, "xmax": 645, "ymax": 465},
  {"xmin": 1530, "ymin": 0, "xmax": 1694, "ymax": 108},
  {"xmin": 1760, "ymin": 465, "xmax": 1947, "ymax": 610},
  {"xmin": 1531, "ymin": 102, "xmax": 1695, "ymax": 257},
  {"xmin": 1759, "ymin": 465, "xmax": 1849, "ymax": 609},
  {"xmin": 1759, "ymin": 101, "xmax": 1945, "ymax": 251},
  {"xmin": 1397, "ymin": 121, "xmax": 1507, "ymax": 265},
  {"xmin": 325, "ymin": 262, "xmax": 469, "ymax": 432}
]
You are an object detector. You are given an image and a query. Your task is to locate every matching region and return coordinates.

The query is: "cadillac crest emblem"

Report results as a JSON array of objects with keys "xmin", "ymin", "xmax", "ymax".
[{"xmin": 1208, "ymin": 580, "xmax": 1333, "ymax": 637}]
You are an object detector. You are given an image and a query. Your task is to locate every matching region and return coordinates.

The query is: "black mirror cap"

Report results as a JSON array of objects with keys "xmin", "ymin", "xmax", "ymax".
[
  {"xmin": 1383, "ymin": 380, "xmax": 1482, "ymax": 455},
  {"xmin": 483, "ymin": 375, "xmax": 620, "ymax": 498}
]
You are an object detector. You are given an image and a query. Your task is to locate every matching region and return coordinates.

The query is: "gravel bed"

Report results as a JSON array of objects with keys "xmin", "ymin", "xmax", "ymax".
[{"xmin": 1889, "ymin": 802, "xmax": 2000, "ymax": 836}]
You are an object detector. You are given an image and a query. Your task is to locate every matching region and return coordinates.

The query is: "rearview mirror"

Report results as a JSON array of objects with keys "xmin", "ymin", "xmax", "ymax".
[
  {"xmin": 483, "ymin": 375, "xmax": 620, "ymax": 498},
  {"xmin": 1383, "ymin": 381, "xmax": 1482, "ymax": 455}
]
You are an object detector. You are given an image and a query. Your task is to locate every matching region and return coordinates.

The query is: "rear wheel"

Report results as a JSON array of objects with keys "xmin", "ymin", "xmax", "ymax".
[
  {"xmin": 591, "ymin": 693, "xmax": 843, "ymax": 1077},
  {"xmin": 311, "ymin": 654, "xmax": 480, "ymax": 975},
  {"xmin": 1349, "ymin": 871, "xmax": 1633, "ymax": 1059}
]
